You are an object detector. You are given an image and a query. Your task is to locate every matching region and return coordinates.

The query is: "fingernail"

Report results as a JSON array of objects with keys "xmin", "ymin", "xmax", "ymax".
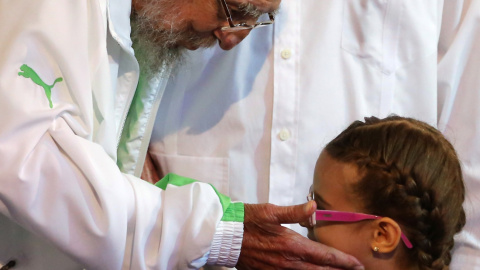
[{"xmin": 304, "ymin": 201, "xmax": 314, "ymax": 212}]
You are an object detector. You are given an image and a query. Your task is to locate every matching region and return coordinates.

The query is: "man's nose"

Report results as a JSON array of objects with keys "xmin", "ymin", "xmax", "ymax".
[{"xmin": 213, "ymin": 28, "xmax": 252, "ymax": 50}]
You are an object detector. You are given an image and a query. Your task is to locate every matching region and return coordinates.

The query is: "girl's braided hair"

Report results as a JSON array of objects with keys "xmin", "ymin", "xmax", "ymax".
[{"xmin": 324, "ymin": 116, "xmax": 465, "ymax": 269}]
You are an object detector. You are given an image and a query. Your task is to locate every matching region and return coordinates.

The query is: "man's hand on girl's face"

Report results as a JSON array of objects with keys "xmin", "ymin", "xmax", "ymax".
[{"xmin": 237, "ymin": 202, "xmax": 365, "ymax": 270}]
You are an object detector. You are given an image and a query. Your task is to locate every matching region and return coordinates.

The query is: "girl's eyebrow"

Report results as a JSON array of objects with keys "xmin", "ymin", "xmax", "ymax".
[{"xmin": 314, "ymin": 191, "xmax": 331, "ymax": 207}]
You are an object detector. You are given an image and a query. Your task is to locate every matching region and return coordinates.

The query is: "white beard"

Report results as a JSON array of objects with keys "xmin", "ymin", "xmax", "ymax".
[{"xmin": 130, "ymin": 0, "xmax": 217, "ymax": 78}]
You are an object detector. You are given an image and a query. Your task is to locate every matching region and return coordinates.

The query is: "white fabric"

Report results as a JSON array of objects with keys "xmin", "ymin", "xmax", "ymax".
[
  {"xmin": 0, "ymin": 0, "xmax": 241, "ymax": 269},
  {"xmin": 206, "ymin": 221, "xmax": 244, "ymax": 267},
  {"xmin": 150, "ymin": 0, "xmax": 480, "ymax": 268}
]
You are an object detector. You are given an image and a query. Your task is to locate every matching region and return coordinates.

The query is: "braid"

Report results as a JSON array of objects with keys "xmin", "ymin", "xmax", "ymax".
[{"xmin": 325, "ymin": 116, "xmax": 466, "ymax": 269}]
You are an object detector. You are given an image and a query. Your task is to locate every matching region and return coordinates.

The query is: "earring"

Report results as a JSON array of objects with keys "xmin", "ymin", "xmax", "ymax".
[{"xmin": 373, "ymin": 246, "xmax": 379, "ymax": 252}]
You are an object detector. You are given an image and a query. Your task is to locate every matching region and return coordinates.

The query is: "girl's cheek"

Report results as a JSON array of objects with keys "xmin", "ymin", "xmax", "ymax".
[{"xmin": 313, "ymin": 227, "xmax": 327, "ymax": 244}]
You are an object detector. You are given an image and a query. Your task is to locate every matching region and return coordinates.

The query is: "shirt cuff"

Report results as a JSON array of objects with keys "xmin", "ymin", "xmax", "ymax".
[{"xmin": 206, "ymin": 220, "xmax": 244, "ymax": 267}]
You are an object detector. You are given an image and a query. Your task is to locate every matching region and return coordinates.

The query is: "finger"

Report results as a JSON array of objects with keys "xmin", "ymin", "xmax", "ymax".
[
  {"xmin": 270, "ymin": 200, "xmax": 317, "ymax": 224},
  {"xmin": 304, "ymin": 241, "xmax": 364, "ymax": 270},
  {"xmin": 299, "ymin": 220, "xmax": 310, "ymax": 228},
  {"xmin": 284, "ymin": 260, "xmax": 349, "ymax": 270}
]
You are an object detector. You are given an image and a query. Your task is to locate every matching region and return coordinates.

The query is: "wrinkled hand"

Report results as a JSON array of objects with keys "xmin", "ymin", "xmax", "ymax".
[{"xmin": 236, "ymin": 202, "xmax": 364, "ymax": 270}]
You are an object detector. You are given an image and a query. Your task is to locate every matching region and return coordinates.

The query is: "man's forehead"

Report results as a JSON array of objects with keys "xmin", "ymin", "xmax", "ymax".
[{"xmin": 226, "ymin": 0, "xmax": 281, "ymax": 13}]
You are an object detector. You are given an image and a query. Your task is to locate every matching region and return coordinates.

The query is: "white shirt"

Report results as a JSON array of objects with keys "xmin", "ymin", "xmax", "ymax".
[{"xmin": 149, "ymin": 0, "xmax": 480, "ymax": 268}]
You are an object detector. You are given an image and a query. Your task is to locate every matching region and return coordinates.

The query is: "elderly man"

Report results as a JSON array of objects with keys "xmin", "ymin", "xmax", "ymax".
[{"xmin": 0, "ymin": 0, "xmax": 364, "ymax": 269}]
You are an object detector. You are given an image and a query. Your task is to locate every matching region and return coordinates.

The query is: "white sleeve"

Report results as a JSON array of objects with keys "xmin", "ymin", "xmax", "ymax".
[
  {"xmin": 437, "ymin": 0, "xmax": 480, "ymax": 267},
  {"xmin": 0, "ymin": 0, "xmax": 243, "ymax": 269},
  {"xmin": 2, "ymin": 120, "xmax": 244, "ymax": 269}
]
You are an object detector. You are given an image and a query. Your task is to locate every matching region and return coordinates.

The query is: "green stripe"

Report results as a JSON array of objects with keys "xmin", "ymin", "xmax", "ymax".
[
  {"xmin": 117, "ymin": 74, "xmax": 147, "ymax": 174},
  {"xmin": 154, "ymin": 173, "xmax": 244, "ymax": 222},
  {"xmin": 208, "ymin": 183, "xmax": 231, "ymax": 217},
  {"xmin": 221, "ymin": 202, "xmax": 244, "ymax": 222},
  {"xmin": 155, "ymin": 173, "xmax": 197, "ymax": 190}
]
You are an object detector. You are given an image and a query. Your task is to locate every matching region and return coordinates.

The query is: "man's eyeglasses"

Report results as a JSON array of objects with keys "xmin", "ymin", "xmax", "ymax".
[
  {"xmin": 218, "ymin": 0, "xmax": 275, "ymax": 32},
  {"xmin": 307, "ymin": 185, "xmax": 413, "ymax": 249}
]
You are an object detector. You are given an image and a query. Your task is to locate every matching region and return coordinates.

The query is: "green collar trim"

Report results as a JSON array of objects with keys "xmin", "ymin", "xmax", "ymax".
[{"xmin": 221, "ymin": 202, "xmax": 244, "ymax": 222}]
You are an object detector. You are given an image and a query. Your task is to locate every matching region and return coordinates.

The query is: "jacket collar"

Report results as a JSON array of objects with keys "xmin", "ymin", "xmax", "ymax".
[{"xmin": 107, "ymin": 0, "xmax": 135, "ymax": 55}]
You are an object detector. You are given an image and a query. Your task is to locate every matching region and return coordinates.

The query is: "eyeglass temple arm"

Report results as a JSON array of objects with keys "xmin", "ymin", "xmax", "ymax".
[
  {"xmin": 219, "ymin": 0, "xmax": 235, "ymax": 27},
  {"xmin": 400, "ymin": 234, "xmax": 413, "ymax": 248},
  {"xmin": 315, "ymin": 211, "xmax": 380, "ymax": 222},
  {"xmin": 315, "ymin": 211, "xmax": 413, "ymax": 249},
  {"xmin": 268, "ymin": 13, "xmax": 275, "ymax": 22}
]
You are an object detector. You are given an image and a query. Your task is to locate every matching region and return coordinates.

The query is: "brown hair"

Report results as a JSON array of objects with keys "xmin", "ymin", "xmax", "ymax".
[{"xmin": 324, "ymin": 116, "xmax": 465, "ymax": 270}]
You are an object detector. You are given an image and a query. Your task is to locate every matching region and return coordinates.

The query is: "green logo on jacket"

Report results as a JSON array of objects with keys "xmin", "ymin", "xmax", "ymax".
[{"xmin": 18, "ymin": 64, "xmax": 63, "ymax": 108}]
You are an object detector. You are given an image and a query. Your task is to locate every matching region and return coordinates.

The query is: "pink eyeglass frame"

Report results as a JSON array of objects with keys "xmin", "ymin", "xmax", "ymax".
[
  {"xmin": 307, "ymin": 185, "xmax": 413, "ymax": 249},
  {"xmin": 312, "ymin": 210, "xmax": 413, "ymax": 249}
]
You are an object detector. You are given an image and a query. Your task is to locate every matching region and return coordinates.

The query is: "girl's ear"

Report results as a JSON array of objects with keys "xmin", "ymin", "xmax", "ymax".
[{"xmin": 370, "ymin": 217, "xmax": 402, "ymax": 254}]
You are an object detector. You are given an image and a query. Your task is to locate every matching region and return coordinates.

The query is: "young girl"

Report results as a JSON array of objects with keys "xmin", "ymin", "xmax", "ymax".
[{"xmin": 306, "ymin": 116, "xmax": 465, "ymax": 270}]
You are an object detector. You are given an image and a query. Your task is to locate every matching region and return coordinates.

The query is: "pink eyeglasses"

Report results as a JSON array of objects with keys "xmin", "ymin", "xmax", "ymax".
[{"xmin": 307, "ymin": 186, "xmax": 413, "ymax": 249}]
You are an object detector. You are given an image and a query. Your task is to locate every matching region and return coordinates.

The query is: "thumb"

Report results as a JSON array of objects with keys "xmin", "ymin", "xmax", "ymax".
[{"xmin": 272, "ymin": 200, "xmax": 317, "ymax": 224}]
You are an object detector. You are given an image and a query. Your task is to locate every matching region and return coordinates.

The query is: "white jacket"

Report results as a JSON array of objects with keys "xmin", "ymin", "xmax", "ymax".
[{"xmin": 0, "ymin": 0, "xmax": 243, "ymax": 269}]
